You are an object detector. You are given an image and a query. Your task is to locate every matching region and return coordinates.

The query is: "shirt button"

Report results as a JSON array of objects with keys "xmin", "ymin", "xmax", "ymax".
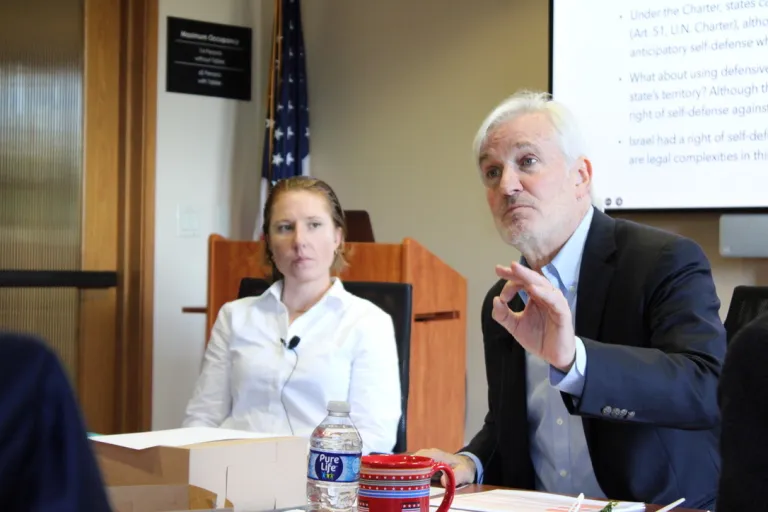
[
  {"xmin": 560, "ymin": 470, "xmax": 568, "ymax": 477},
  {"xmin": 556, "ymin": 418, "xmax": 564, "ymax": 425}
]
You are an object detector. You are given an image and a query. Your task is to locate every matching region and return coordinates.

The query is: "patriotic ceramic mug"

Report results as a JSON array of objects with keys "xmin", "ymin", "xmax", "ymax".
[{"xmin": 358, "ymin": 455, "xmax": 456, "ymax": 512}]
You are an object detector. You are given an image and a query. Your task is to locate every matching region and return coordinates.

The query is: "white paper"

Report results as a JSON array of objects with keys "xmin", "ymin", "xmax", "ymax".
[
  {"xmin": 430, "ymin": 484, "xmax": 471, "ymax": 498},
  {"xmin": 91, "ymin": 427, "xmax": 283, "ymax": 450},
  {"xmin": 429, "ymin": 489, "xmax": 645, "ymax": 512}
]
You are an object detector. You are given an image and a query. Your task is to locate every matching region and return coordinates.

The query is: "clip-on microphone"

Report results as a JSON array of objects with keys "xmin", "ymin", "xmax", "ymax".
[
  {"xmin": 282, "ymin": 335, "xmax": 301, "ymax": 350},
  {"xmin": 279, "ymin": 335, "xmax": 301, "ymax": 435}
]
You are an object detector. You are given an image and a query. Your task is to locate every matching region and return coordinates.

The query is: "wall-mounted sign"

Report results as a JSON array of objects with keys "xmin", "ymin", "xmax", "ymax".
[{"xmin": 166, "ymin": 16, "xmax": 252, "ymax": 101}]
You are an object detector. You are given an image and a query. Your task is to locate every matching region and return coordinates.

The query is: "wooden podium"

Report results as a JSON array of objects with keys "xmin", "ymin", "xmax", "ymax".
[{"xmin": 185, "ymin": 234, "xmax": 468, "ymax": 452}]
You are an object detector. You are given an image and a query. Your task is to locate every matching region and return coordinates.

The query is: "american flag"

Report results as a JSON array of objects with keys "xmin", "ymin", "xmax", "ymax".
[{"xmin": 255, "ymin": 0, "xmax": 310, "ymax": 239}]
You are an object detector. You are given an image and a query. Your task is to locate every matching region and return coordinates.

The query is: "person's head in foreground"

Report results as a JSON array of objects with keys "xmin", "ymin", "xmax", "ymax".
[
  {"xmin": 261, "ymin": 176, "xmax": 348, "ymax": 293},
  {"xmin": 474, "ymin": 90, "xmax": 593, "ymax": 269}
]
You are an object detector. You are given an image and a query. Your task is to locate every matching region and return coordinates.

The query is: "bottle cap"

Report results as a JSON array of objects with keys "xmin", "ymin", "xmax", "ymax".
[{"xmin": 327, "ymin": 401, "xmax": 351, "ymax": 414}]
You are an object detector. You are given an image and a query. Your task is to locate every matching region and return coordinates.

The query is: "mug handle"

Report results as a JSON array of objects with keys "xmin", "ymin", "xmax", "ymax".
[{"xmin": 429, "ymin": 462, "xmax": 456, "ymax": 512}]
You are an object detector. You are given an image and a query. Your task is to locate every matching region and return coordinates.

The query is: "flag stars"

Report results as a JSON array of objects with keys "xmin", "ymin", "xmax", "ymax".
[{"xmin": 262, "ymin": 6, "xmax": 308, "ymax": 185}]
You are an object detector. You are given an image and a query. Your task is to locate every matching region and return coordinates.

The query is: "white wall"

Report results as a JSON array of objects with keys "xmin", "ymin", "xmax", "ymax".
[
  {"xmin": 152, "ymin": 0, "xmax": 768, "ymax": 438},
  {"xmin": 153, "ymin": 0, "xmax": 272, "ymax": 429}
]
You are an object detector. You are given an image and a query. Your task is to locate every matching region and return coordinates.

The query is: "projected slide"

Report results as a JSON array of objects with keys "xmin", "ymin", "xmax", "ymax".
[{"xmin": 551, "ymin": 0, "xmax": 768, "ymax": 210}]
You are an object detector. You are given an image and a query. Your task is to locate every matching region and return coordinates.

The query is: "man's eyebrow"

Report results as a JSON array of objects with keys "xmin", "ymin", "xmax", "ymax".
[
  {"xmin": 511, "ymin": 141, "xmax": 539, "ymax": 152},
  {"xmin": 479, "ymin": 142, "xmax": 539, "ymax": 163}
]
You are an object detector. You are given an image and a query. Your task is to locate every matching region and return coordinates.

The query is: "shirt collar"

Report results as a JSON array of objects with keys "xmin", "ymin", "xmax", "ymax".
[
  {"xmin": 520, "ymin": 206, "xmax": 594, "ymax": 291},
  {"xmin": 262, "ymin": 276, "xmax": 347, "ymax": 308}
]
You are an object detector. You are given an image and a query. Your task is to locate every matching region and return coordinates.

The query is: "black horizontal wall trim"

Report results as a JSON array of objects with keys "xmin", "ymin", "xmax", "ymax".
[{"xmin": 0, "ymin": 270, "xmax": 118, "ymax": 289}]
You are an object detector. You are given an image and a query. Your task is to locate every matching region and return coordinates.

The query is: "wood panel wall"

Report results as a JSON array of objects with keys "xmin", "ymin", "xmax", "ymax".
[
  {"xmin": 79, "ymin": 0, "xmax": 157, "ymax": 434},
  {"xmin": 80, "ymin": 0, "xmax": 121, "ymax": 434}
]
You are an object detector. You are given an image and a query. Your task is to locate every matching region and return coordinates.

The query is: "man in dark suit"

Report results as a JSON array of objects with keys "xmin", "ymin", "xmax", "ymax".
[
  {"xmin": 0, "ymin": 331, "xmax": 112, "ymax": 511},
  {"xmin": 417, "ymin": 90, "xmax": 725, "ymax": 510},
  {"xmin": 717, "ymin": 311, "xmax": 768, "ymax": 511}
]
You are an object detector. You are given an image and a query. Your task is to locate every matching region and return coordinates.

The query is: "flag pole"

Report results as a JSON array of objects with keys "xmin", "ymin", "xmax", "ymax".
[{"xmin": 265, "ymin": 0, "xmax": 281, "ymax": 188}]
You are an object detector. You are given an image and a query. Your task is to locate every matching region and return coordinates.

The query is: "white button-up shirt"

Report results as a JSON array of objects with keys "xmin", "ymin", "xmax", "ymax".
[{"xmin": 183, "ymin": 278, "xmax": 402, "ymax": 454}]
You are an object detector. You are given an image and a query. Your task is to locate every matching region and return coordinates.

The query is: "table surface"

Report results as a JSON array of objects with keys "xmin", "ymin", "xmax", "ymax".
[
  {"xmin": 453, "ymin": 485, "xmax": 705, "ymax": 512},
  {"xmin": 170, "ymin": 484, "xmax": 707, "ymax": 512}
]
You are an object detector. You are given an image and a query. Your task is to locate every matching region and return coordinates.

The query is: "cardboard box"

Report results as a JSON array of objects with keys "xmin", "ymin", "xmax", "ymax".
[
  {"xmin": 93, "ymin": 429, "xmax": 308, "ymax": 510},
  {"xmin": 107, "ymin": 484, "xmax": 232, "ymax": 512}
]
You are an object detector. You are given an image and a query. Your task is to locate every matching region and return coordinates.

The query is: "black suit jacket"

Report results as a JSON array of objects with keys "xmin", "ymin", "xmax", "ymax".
[
  {"xmin": 0, "ymin": 331, "xmax": 112, "ymax": 511},
  {"xmin": 717, "ymin": 312, "xmax": 768, "ymax": 512},
  {"xmin": 463, "ymin": 208, "xmax": 725, "ymax": 510}
]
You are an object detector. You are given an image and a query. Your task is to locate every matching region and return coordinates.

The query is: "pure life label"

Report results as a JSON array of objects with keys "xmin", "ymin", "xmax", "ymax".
[{"xmin": 307, "ymin": 449, "xmax": 361, "ymax": 482}]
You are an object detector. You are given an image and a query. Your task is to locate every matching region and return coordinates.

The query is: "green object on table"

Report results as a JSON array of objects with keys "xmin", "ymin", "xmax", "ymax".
[{"xmin": 87, "ymin": 432, "xmax": 101, "ymax": 438}]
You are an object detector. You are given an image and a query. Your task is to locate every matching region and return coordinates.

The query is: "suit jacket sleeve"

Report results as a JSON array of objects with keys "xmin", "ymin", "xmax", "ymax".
[
  {"xmin": 566, "ymin": 237, "xmax": 726, "ymax": 429},
  {"xmin": 460, "ymin": 286, "xmax": 503, "ymax": 483},
  {"xmin": 716, "ymin": 314, "xmax": 768, "ymax": 512}
]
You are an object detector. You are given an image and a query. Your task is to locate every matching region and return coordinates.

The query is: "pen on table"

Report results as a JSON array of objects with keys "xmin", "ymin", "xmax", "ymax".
[
  {"xmin": 567, "ymin": 493, "xmax": 584, "ymax": 512},
  {"xmin": 655, "ymin": 497, "xmax": 685, "ymax": 512}
]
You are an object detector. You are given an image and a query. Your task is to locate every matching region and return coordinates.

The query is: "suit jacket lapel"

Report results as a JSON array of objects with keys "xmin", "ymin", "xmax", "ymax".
[
  {"xmin": 500, "ymin": 293, "xmax": 528, "ymax": 416},
  {"xmin": 575, "ymin": 208, "xmax": 617, "ymax": 341},
  {"xmin": 503, "ymin": 292, "xmax": 534, "ymax": 486},
  {"xmin": 506, "ymin": 293, "xmax": 527, "ymax": 390}
]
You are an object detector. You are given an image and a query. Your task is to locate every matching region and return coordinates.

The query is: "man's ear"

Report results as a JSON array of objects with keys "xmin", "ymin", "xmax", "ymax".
[{"xmin": 574, "ymin": 157, "xmax": 593, "ymax": 199}]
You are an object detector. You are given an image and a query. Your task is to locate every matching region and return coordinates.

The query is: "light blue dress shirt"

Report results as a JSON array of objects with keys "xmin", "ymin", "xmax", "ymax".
[{"xmin": 464, "ymin": 207, "xmax": 605, "ymax": 498}]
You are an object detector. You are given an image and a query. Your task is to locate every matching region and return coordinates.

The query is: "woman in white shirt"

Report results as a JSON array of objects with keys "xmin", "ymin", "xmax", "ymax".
[{"xmin": 183, "ymin": 176, "xmax": 402, "ymax": 454}]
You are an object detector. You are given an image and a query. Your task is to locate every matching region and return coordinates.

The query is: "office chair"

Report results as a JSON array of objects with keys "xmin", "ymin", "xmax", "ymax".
[
  {"xmin": 238, "ymin": 278, "xmax": 412, "ymax": 453},
  {"xmin": 724, "ymin": 286, "xmax": 768, "ymax": 344}
]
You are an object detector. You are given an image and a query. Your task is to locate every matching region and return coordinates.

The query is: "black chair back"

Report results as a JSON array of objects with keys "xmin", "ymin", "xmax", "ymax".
[
  {"xmin": 724, "ymin": 286, "xmax": 768, "ymax": 344},
  {"xmin": 343, "ymin": 210, "xmax": 375, "ymax": 242},
  {"xmin": 237, "ymin": 278, "xmax": 412, "ymax": 453}
]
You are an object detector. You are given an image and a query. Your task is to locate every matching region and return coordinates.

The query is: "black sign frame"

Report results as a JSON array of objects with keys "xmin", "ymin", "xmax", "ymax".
[{"xmin": 166, "ymin": 16, "xmax": 253, "ymax": 101}]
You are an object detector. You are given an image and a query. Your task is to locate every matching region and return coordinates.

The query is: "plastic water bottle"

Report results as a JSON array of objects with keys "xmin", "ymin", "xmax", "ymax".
[{"xmin": 306, "ymin": 401, "xmax": 363, "ymax": 512}]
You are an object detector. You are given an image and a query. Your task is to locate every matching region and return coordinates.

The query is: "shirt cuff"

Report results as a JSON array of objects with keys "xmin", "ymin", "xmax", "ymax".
[
  {"xmin": 458, "ymin": 451, "xmax": 484, "ymax": 484},
  {"xmin": 549, "ymin": 336, "xmax": 587, "ymax": 397}
]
